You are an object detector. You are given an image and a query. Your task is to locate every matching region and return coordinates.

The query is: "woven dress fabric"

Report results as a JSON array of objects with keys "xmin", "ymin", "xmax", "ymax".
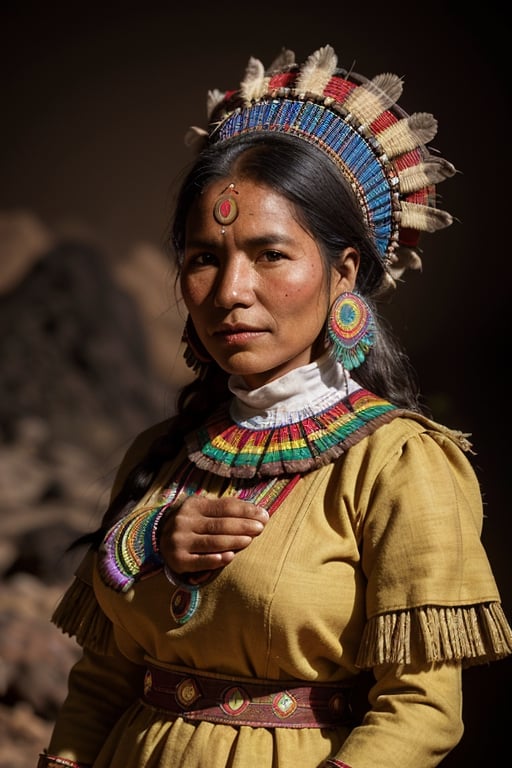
[{"xmin": 47, "ymin": 355, "xmax": 511, "ymax": 768}]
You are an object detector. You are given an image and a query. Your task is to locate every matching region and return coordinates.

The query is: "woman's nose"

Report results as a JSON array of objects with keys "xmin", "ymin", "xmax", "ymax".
[{"xmin": 213, "ymin": 255, "xmax": 254, "ymax": 308}]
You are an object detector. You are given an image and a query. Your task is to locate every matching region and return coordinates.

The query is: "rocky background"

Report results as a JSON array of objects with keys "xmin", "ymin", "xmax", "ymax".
[
  {"xmin": 0, "ymin": 211, "xmax": 192, "ymax": 767},
  {"xmin": 1, "ymin": 3, "xmax": 510, "ymax": 766}
]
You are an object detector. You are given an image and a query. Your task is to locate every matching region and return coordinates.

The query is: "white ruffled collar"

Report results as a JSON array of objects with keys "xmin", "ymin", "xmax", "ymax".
[{"xmin": 228, "ymin": 352, "xmax": 361, "ymax": 428}]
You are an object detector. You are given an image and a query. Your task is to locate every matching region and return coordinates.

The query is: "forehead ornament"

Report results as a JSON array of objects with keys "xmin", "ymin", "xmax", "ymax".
[{"xmin": 213, "ymin": 183, "xmax": 239, "ymax": 228}]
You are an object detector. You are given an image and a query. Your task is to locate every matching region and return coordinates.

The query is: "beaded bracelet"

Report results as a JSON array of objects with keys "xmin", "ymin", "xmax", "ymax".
[
  {"xmin": 37, "ymin": 754, "xmax": 91, "ymax": 768},
  {"xmin": 323, "ymin": 760, "xmax": 353, "ymax": 768}
]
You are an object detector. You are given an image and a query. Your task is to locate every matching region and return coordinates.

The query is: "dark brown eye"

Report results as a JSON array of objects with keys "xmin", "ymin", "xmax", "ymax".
[{"xmin": 261, "ymin": 250, "xmax": 285, "ymax": 262}]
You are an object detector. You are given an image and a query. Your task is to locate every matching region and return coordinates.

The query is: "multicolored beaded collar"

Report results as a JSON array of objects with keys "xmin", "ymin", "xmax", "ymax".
[{"xmin": 186, "ymin": 387, "xmax": 398, "ymax": 479}]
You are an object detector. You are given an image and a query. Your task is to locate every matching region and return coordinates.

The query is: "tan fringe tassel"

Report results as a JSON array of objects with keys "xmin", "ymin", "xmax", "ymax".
[
  {"xmin": 483, "ymin": 603, "xmax": 512, "ymax": 655},
  {"xmin": 356, "ymin": 603, "xmax": 512, "ymax": 669},
  {"xmin": 51, "ymin": 576, "xmax": 113, "ymax": 655}
]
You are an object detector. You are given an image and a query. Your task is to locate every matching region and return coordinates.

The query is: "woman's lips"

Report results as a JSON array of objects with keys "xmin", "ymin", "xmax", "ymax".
[{"xmin": 213, "ymin": 326, "xmax": 266, "ymax": 345}]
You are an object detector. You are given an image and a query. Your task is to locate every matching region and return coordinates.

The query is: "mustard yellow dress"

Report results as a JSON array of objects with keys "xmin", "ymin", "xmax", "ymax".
[{"xmin": 45, "ymin": 357, "xmax": 512, "ymax": 768}]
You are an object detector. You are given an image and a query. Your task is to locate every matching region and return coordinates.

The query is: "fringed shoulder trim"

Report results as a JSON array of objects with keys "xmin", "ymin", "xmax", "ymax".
[
  {"xmin": 356, "ymin": 602, "xmax": 512, "ymax": 669},
  {"xmin": 51, "ymin": 551, "xmax": 114, "ymax": 654}
]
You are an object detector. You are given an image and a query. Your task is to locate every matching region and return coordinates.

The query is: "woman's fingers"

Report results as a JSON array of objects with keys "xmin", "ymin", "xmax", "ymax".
[{"xmin": 159, "ymin": 496, "xmax": 269, "ymax": 573}]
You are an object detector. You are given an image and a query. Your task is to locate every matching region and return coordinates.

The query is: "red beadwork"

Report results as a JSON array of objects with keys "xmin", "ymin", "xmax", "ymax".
[{"xmin": 213, "ymin": 194, "xmax": 239, "ymax": 225}]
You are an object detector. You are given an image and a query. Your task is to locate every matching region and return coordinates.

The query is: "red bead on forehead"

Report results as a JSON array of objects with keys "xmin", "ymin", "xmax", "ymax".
[{"xmin": 213, "ymin": 183, "xmax": 239, "ymax": 226}]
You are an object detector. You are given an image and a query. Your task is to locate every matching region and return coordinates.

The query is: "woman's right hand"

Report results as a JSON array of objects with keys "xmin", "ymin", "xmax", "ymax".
[{"xmin": 158, "ymin": 496, "xmax": 269, "ymax": 575}]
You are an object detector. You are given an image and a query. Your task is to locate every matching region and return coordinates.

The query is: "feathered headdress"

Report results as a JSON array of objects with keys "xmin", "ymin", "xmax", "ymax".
[{"xmin": 185, "ymin": 45, "xmax": 456, "ymax": 290}]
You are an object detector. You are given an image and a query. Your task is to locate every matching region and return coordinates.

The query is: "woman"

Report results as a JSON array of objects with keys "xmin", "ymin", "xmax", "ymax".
[{"xmin": 39, "ymin": 45, "xmax": 512, "ymax": 768}]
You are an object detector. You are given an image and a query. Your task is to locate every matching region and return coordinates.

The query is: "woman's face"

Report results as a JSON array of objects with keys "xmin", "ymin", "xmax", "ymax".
[{"xmin": 180, "ymin": 178, "xmax": 357, "ymax": 389}]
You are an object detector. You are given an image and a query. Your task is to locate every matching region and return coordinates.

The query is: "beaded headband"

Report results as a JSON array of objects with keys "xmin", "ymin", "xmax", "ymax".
[{"xmin": 185, "ymin": 45, "xmax": 456, "ymax": 288}]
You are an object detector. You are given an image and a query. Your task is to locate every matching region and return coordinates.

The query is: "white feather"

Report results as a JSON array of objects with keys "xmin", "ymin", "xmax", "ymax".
[
  {"xmin": 388, "ymin": 247, "xmax": 423, "ymax": 279},
  {"xmin": 378, "ymin": 112, "xmax": 438, "ymax": 158},
  {"xmin": 268, "ymin": 48, "xmax": 296, "ymax": 72},
  {"xmin": 398, "ymin": 157, "xmax": 457, "ymax": 194},
  {"xmin": 240, "ymin": 57, "xmax": 269, "ymax": 104},
  {"xmin": 400, "ymin": 201, "xmax": 453, "ymax": 232},
  {"xmin": 345, "ymin": 73, "xmax": 403, "ymax": 125},
  {"xmin": 184, "ymin": 126, "xmax": 208, "ymax": 150},
  {"xmin": 295, "ymin": 45, "xmax": 337, "ymax": 96},
  {"xmin": 206, "ymin": 89, "xmax": 226, "ymax": 120}
]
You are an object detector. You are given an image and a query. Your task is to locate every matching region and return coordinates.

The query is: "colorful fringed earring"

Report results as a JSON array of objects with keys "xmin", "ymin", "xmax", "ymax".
[
  {"xmin": 327, "ymin": 292, "xmax": 375, "ymax": 371},
  {"xmin": 182, "ymin": 315, "xmax": 212, "ymax": 378}
]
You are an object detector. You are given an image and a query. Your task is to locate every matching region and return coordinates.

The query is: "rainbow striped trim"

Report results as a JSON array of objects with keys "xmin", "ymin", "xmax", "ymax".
[
  {"xmin": 99, "ymin": 504, "xmax": 167, "ymax": 592},
  {"xmin": 187, "ymin": 389, "xmax": 397, "ymax": 478}
]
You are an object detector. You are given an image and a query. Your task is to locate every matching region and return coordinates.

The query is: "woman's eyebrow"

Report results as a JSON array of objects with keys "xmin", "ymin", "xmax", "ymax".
[{"xmin": 185, "ymin": 232, "xmax": 296, "ymax": 249}]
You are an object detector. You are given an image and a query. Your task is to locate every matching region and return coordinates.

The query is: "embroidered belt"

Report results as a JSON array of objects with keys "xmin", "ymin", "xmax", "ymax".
[{"xmin": 143, "ymin": 665, "xmax": 353, "ymax": 728}]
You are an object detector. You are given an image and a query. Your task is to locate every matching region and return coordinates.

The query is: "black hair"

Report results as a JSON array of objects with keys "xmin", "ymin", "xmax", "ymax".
[{"xmin": 83, "ymin": 132, "xmax": 426, "ymax": 547}]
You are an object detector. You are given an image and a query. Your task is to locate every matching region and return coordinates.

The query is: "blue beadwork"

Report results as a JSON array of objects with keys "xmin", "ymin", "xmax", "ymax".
[{"xmin": 215, "ymin": 99, "xmax": 393, "ymax": 259}]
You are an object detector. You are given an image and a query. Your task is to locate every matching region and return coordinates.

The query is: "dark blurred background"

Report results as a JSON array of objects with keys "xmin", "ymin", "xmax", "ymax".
[{"xmin": 0, "ymin": 2, "xmax": 509, "ymax": 765}]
